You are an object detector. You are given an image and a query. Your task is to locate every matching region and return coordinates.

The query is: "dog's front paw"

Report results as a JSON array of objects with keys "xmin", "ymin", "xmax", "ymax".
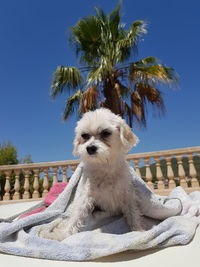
[
  {"xmin": 37, "ymin": 218, "xmax": 69, "ymax": 241},
  {"xmin": 39, "ymin": 229, "xmax": 63, "ymax": 241},
  {"xmin": 38, "ymin": 227, "xmax": 55, "ymax": 240},
  {"xmin": 38, "ymin": 226, "xmax": 72, "ymax": 241}
]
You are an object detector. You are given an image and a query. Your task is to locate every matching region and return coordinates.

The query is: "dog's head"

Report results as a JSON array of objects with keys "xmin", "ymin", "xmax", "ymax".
[{"xmin": 73, "ymin": 108, "xmax": 139, "ymax": 162}]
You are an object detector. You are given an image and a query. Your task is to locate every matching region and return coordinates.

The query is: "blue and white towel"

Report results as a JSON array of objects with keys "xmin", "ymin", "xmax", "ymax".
[{"xmin": 0, "ymin": 163, "xmax": 200, "ymax": 261}]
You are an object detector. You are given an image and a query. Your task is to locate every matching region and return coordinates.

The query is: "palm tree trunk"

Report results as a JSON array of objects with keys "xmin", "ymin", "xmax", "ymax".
[{"xmin": 103, "ymin": 79, "xmax": 121, "ymax": 115}]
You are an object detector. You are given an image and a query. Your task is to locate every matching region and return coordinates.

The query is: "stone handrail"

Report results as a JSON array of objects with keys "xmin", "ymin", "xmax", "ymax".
[{"xmin": 0, "ymin": 146, "xmax": 199, "ymax": 203}]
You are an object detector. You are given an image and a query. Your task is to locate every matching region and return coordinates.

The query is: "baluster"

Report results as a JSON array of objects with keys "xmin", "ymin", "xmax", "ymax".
[
  {"xmin": 52, "ymin": 167, "xmax": 58, "ymax": 185},
  {"xmin": 32, "ymin": 169, "xmax": 40, "ymax": 198},
  {"xmin": 177, "ymin": 155, "xmax": 187, "ymax": 188},
  {"xmin": 62, "ymin": 166, "xmax": 68, "ymax": 182},
  {"xmin": 13, "ymin": 170, "xmax": 21, "ymax": 200},
  {"xmin": 166, "ymin": 157, "xmax": 176, "ymax": 189},
  {"xmin": 154, "ymin": 157, "xmax": 164, "ymax": 189},
  {"xmin": 67, "ymin": 165, "xmax": 77, "ymax": 181},
  {"xmin": 133, "ymin": 159, "xmax": 141, "ymax": 177},
  {"xmin": 144, "ymin": 158, "xmax": 154, "ymax": 190},
  {"xmin": 3, "ymin": 170, "xmax": 11, "ymax": 200},
  {"xmin": 23, "ymin": 169, "xmax": 30, "ymax": 199},
  {"xmin": 188, "ymin": 154, "xmax": 199, "ymax": 187},
  {"xmin": 42, "ymin": 168, "xmax": 49, "ymax": 197}
]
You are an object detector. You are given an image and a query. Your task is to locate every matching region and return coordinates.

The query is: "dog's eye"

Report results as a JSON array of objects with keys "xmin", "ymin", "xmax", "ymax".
[
  {"xmin": 100, "ymin": 130, "xmax": 111, "ymax": 138},
  {"xmin": 81, "ymin": 133, "xmax": 90, "ymax": 140}
]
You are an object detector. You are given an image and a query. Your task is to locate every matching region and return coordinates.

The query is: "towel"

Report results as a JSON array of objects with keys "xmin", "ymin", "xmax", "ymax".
[
  {"xmin": 0, "ymin": 163, "xmax": 200, "ymax": 261},
  {"xmin": 19, "ymin": 182, "xmax": 68, "ymax": 219}
]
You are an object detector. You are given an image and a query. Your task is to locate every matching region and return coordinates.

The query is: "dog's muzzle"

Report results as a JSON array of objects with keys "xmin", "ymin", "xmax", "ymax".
[{"xmin": 86, "ymin": 145, "xmax": 97, "ymax": 155}]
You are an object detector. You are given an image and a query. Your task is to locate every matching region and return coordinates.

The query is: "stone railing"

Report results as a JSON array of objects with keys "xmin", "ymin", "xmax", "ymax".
[
  {"xmin": 0, "ymin": 159, "xmax": 79, "ymax": 203},
  {"xmin": 0, "ymin": 146, "xmax": 199, "ymax": 203},
  {"xmin": 126, "ymin": 146, "xmax": 200, "ymax": 195}
]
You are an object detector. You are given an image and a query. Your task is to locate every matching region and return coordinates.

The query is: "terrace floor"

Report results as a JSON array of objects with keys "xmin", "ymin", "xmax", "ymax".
[{"xmin": 0, "ymin": 201, "xmax": 200, "ymax": 267}]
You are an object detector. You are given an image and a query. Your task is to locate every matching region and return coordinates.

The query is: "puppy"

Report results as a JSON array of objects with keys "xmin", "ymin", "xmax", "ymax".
[{"xmin": 39, "ymin": 108, "xmax": 144, "ymax": 241}]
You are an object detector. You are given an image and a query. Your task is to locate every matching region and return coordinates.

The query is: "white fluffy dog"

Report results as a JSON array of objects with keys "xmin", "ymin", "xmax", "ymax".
[{"xmin": 39, "ymin": 108, "xmax": 144, "ymax": 241}]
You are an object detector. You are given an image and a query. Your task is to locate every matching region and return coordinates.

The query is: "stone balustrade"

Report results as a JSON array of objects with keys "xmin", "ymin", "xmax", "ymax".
[
  {"xmin": 126, "ymin": 146, "xmax": 200, "ymax": 195},
  {"xmin": 0, "ymin": 159, "xmax": 79, "ymax": 203},
  {"xmin": 0, "ymin": 146, "xmax": 199, "ymax": 203}
]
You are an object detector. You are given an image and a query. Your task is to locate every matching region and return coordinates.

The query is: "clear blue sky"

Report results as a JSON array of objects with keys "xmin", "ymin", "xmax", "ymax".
[{"xmin": 0, "ymin": 0, "xmax": 199, "ymax": 163}]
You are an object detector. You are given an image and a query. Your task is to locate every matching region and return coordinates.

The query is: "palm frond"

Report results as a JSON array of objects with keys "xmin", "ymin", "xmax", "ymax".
[
  {"xmin": 51, "ymin": 66, "xmax": 83, "ymax": 98},
  {"xmin": 70, "ymin": 16, "xmax": 101, "ymax": 65},
  {"xmin": 116, "ymin": 20, "xmax": 147, "ymax": 62},
  {"xmin": 134, "ymin": 56, "xmax": 160, "ymax": 66},
  {"xmin": 95, "ymin": 6, "xmax": 107, "ymax": 24},
  {"xmin": 87, "ymin": 61, "xmax": 113, "ymax": 85},
  {"xmin": 107, "ymin": 0, "xmax": 121, "ymax": 40},
  {"xmin": 130, "ymin": 63, "xmax": 178, "ymax": 85},
  {"xmin": 135, "ymin": 82, "xmax": 166, "ymax": 113},
  {"xmin": 131, "ymin": 91, "xmax": 146, "ymax": 126},
  {"xmin": 126, "ymin": 20, "xmax": 147, "ymax": 44},
  {"xmin": 114, "ymin": 81, "xmax": 130, "ymax": 98},
  {"xmin": 63, "ymin": 90, "xmax": 83, "ymax": 120},
  {"xmin": 80, "ymin": 85, "xmax": 98, "ymax": 113},
  {"xmin": 121, "ymin": 101, "xmax": 133, "ymax": 128},
  {"xmin": 87, "ymin": 66, "xmax": 103, "ymax": 85}
]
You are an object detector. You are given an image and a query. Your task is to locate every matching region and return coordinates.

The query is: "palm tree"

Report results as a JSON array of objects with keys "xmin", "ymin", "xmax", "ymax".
[{"xmin": 51, "ymin": 2, "xmax": 178, "ymax": 127}]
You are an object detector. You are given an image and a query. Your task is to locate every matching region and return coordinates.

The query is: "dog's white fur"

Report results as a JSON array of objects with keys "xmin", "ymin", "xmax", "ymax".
[{"xmin": 39, "ymin": 108, "xmax": 144, "ymax": 241}]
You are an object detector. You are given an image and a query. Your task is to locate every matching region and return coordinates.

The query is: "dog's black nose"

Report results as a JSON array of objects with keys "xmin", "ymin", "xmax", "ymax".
[{"xmin": 86, "ymin": 145, "xmax": 97, "ymax": 155}]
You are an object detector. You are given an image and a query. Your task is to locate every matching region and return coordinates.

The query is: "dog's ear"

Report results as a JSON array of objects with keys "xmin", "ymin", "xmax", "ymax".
[{"xmin": 118, "ymin": 119, "xmax": 139, "ymax": 152}]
